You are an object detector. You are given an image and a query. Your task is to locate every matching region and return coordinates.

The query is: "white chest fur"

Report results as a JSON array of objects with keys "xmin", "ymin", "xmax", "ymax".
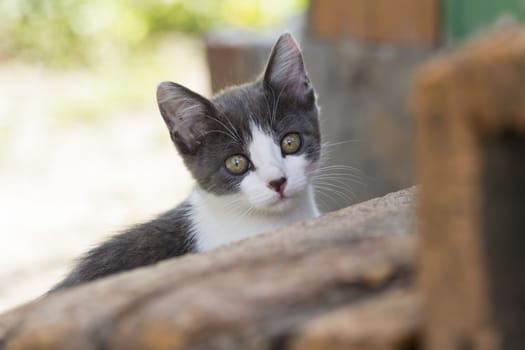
[{"xmin": 190, "ymin": 187, "xmax": 319, "ymax": 252}]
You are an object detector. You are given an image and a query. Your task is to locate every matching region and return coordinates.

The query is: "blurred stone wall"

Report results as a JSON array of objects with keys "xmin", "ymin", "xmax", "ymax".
[{"xmin": 301, "ymin": 38, "xmax": 433, "ymax": 210}]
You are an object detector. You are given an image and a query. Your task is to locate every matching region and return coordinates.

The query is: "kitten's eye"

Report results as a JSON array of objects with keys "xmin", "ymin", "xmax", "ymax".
[
  {"xmin": 281, "ymin": 133, "xmax": 301, "ymax": 155},
  {"xmin": 224, "ymin": 154, "xmax": 249, "ymax": 175}
]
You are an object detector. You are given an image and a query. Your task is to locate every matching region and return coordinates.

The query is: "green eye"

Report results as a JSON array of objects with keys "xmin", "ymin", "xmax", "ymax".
[
  {"xmin": 225, "ymin": 154, "xmax": 249, "ymax": 174},
  {"xmin": 281, "ymin": 133, "xmax": 301, "ymax": 154}
]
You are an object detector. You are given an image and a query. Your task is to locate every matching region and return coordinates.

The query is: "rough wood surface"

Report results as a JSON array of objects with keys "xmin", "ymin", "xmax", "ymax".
[
  {"xmin": 0, "ymin": 188, "xmax": 415, "ymax": 350},
  {"xmin": 413, "ymin": 26, "xmax": 525, "ymax": 350},
  {"xmin": 291, "ymin": 289, "xmax": 421, "ymax": 350}
]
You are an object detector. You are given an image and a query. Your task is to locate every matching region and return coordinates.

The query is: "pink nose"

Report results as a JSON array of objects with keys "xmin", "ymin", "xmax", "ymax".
[{"xmin": 268, "ymin": 177, "xmax": 287, "ymax": 195}]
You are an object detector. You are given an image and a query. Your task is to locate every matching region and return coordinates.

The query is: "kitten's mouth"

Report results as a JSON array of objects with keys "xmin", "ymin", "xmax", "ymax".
[
  {"xmin": 275, "ymin": 191, "xmax": 298, "ymax": 204},
  {"xmin": 263, "ymin": 193, "xmax": 290, "ymax": 207}
]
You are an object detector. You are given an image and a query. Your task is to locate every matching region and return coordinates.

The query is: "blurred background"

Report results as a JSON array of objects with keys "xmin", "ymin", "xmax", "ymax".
[{"xmin": 0, "ymin": 0, "xmax": 523, "ymax": 312}]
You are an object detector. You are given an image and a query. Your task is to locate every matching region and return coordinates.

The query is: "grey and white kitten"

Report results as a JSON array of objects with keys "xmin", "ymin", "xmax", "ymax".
[{"xmin": 52, "ymin": 33, "xmax": 321, "ymax": 291}]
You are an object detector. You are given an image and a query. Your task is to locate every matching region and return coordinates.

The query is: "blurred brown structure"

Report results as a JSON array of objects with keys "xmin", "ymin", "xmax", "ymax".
[
  {"xmin": 204, "ymin": 34, "xmax": 272, "ymax": 93},
  {"xmin": 413, "ymin": 26, "xmax": 525, "ymax": 350},
  {"xmin": 309, "ymin": 0, "xmax": 439, "ymax": 46}
]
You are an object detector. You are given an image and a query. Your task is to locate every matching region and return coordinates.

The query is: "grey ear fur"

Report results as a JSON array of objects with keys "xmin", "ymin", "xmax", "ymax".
[
  {"xmin": 157, "ymin": 81, "xmax": 215, "ymax": 155},
  {"xmin": 263, "ymin": 33, "xmax": 313, "ymax": 103}
]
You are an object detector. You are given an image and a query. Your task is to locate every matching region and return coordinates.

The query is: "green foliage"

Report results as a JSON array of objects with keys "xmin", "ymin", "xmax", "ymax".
[
  {"xmin": 0, "ymin": 0, "xmax": 307, "ymax": 128},
  {"xmin": 0, "ymin": 0, "xmax": 307, "ymax": 67}
]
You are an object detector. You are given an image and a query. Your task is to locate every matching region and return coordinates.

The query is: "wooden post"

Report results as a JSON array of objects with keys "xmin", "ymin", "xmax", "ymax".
[
  {"xmin": 413, "ymin": 26, "xmax": 525, "ymax": 350},
  {"xmin": 204, "ymin": 36, "xmax": 270, "ymax": 94},
  {"xmin": 308, "ymin": 0, "xmax": 439, "ymax": 46}
]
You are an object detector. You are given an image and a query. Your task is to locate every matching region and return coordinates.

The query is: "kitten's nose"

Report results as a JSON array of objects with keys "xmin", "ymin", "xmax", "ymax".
[{"xmin": 268, "ymin": 177, "xmax": 287, "ymax": 195}]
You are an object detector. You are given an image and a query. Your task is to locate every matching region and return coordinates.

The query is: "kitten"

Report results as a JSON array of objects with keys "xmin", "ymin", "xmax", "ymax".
[{"xmin": 51, "ymin": 33, "xmax": 321, "ymax": 291}]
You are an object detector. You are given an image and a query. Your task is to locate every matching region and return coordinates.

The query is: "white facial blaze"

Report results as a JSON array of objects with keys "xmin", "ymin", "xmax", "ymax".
[
  {"xmin": 239, "ymin": 124, "xmax": 310, "ymax": 212},
  {"xmin": 192, "ymin": 123, "xmax": 319, "ymax": 252}
]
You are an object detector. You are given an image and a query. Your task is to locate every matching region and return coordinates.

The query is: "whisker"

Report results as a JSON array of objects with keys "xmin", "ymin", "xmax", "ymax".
[
  {"xmin": 313, "ymin": 182, "xmax": 357, "ymax": 203},
  {"xmin": 313, "ymin": 164, "xmax": 364, "ymax": 172},
  {"xmin": 313, "ymin": 188, "xmax": 345, "ymax": 208},
  {"xmin": 321, "ymin": 140, "xmax": 361, "ymax": 148},
  {"xmin": 312, "ymin": 173, "xmax": 365, "ymax": 186},
  {"xmin": 204, "ymin": 114, "xmax": 243, "ymax": 145},
  {"xmin": 312, "ymin": 185, "xmax": 351, "ymax": 207}
]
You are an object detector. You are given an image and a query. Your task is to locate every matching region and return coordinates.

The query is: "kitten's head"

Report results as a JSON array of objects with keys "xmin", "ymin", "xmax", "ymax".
[{"xmin": 157, "ymin": 33, "xmax": 320, "ymax": 213}]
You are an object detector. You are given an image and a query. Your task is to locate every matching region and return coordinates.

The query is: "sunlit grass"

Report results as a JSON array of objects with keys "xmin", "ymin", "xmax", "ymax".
[
  {"xmin": 1, "ymin": 0, "xmax": 307, "ymax": 125},
  {"xmin": 0, "ymin": 34, "xmax": 205, "ymax": 311},
  {"xmin": 50, "ymin": 34, "xmax": 209, "ymax": 127},
  {"xmin": 0, "ymin": 123, "xmax": 13, "ymax": 168},
  {"xmin": 52, "ymin": 71, "xmax": 153, "ymax": 127}
]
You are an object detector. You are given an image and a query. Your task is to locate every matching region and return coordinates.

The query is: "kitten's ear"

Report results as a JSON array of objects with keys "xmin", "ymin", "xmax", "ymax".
[
  {"xmin": 263, "ymin": 33, "xmax": 314, "ymax": 105},
  {"xmin": 157, "ymin": 81, "xmax": 215, "ymax": 155}
]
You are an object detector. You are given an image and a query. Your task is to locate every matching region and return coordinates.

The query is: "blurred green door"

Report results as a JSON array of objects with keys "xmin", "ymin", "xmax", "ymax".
[{"xmin": 443, "ymin": 0, "xmax": 525, "ymax": 40}]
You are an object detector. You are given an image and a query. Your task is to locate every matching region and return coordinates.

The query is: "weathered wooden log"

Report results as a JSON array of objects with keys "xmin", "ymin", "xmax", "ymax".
[
  {"xmin": 413, "ymin": 26, "xmax": 525, "ymax": 350},
  {"xmin": 0, "ymin": 188, "xmax": 415, "ymax": 350},
  {"xmin": 291, "ymin": 289, "xmax": 421, "ymax": 350}
]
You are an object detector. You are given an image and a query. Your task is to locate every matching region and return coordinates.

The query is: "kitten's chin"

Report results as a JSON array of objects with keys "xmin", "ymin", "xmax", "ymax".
[{"xmin": 250, "ymin": 194, "xmax": 300, "ymax": 214}]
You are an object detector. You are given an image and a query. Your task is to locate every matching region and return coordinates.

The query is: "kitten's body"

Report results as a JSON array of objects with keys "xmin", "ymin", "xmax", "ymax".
[{"xmin": 52, "ymin": 33, "xmax": 321, "ymax": 291}]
